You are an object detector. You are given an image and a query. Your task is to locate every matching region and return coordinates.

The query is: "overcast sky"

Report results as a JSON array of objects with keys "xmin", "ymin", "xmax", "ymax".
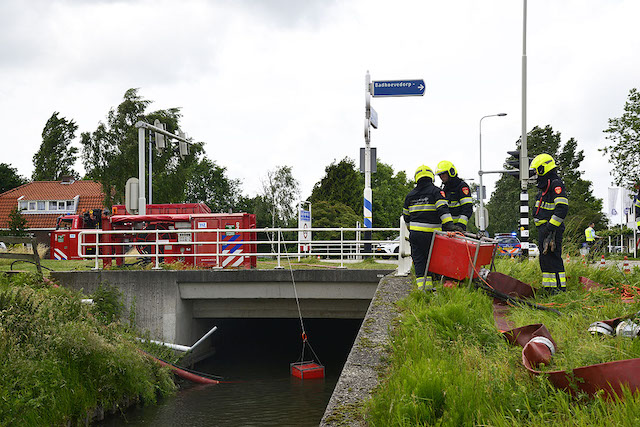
[{"xmin": 1, "ymin": 0, "xmax": 638, "ymax": 223}]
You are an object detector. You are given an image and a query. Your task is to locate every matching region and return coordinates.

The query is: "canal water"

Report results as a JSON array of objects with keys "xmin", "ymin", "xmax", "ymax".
[{"xmin": 99, "ymin": 318, "xmax": 362, "ymax": 426}]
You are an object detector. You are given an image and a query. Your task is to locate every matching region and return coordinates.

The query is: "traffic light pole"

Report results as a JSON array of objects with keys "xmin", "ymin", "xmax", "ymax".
[
  {"xmin": 520, "ymin": 0, "xmax": 529, "ymax": 257},
  {"xmin": 134, "ymin": 121, "xmax": 192, "ymax": 216}
]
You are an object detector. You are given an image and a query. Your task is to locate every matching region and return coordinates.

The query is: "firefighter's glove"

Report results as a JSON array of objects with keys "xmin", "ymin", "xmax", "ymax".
[
  {"xmin": 442, "ymin": 222, "xmax": 455, "ymax": 232},
  {"xmin": 542, "ymin": 231, "xmax": 556, "ymax": 255},
  {"xmin": 453, "ymin": 224, "xmax": 466, "ymax": 233}
]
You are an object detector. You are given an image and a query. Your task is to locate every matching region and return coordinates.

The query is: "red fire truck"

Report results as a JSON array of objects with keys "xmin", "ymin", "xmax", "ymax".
[{"xmin": 50, "ymin": 203, "xmax": 257, "ymax": 269}]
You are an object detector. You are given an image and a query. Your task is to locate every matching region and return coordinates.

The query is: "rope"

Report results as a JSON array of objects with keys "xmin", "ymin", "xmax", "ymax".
[
  {"xmin": 274, "ymin": 229, "xmax": 322, "ymax": 366},
  {"xmin": 9, "ymin": 260, "xmax": 52, "ymax": 271}
]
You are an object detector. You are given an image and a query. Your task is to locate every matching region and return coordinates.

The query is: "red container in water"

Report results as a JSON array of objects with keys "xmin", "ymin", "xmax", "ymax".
[
  {"xmin": 428, "ymin": 233, "xmax": 495, "ymax": 280},
  {"xmin": 290, "ymin": 362, "xmax": 325, "ymax": 380}
]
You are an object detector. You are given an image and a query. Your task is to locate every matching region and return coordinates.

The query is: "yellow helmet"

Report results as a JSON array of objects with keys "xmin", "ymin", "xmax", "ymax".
[
  {"xmin": 436, "ymin": 160, "xmax": 457, "ymax": 177},
  {"xmin": 414, "ymin": 165, "xmax": 434, "ymax": 182},
  {"xmin": 530, "ymin": 153, "xmax": 557, "ymax": 176}
]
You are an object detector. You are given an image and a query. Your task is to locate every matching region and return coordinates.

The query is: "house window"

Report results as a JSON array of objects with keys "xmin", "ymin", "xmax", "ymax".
[{"xmin": 18, "ymin": 199, "xmax": 77, "ymax": 214}]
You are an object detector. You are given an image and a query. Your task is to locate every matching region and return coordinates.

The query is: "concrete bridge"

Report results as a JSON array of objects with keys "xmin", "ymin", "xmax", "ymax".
[{"xmin": 52, "ymin": 269, "xmax": 393, "ymax": 346}]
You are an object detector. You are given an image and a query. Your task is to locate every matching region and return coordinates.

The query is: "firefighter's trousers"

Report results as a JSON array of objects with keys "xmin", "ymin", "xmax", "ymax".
[
  {"xmin": 537, "ymin": 223, "xmax": 566, "ymax": 291},
  {"xmin": 409, "ymin": 230, "xmax": 434, "ymax": 289}
]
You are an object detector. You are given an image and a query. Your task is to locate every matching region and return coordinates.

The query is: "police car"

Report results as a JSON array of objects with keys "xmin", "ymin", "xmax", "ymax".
[{"xmin": 495, "ymin": 233, "xmax": 522, "ymax": 257}]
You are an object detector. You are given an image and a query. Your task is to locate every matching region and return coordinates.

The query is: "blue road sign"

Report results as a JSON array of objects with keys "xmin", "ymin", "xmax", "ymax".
[{"xmin": 371, "ymin": 79, "xmax": 425, "ymax": 97}]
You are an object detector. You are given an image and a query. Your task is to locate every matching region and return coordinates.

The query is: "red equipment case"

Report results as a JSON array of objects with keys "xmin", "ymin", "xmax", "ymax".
[
  {"xmin": 192, "ymin": 213, "xmax": 257, "ymax": 269},
  {"xmin": 427, "ymin": 232, "xmax": 496, "ymax": 280},
  {"xmin": 290, "ymin": 362, "xmax": 325, "ymax": 380}
]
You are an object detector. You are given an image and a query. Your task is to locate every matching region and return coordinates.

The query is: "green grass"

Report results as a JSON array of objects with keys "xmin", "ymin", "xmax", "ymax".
[
  {"xmin": 0, "ymin": 257, "xmax": 101, "ymax": 274},
  {"xmin": 0, "ymin": 273, "xmax": 176, "ymax": 426},
  {"xmin": 367, "ymin": 258, "xmax": 640, "ymax": 426}
]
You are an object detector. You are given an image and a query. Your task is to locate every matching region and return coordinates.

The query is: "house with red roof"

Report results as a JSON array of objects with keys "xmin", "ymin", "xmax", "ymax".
[{"xmin": 0, "ymin": 177, "xmax": 106, "ymax": 246}]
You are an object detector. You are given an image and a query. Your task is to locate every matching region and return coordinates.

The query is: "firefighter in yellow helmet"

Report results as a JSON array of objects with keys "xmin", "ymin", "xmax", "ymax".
[
  {"xmin": 403, "ymin": 165, "xmax": 454, "ymax": 291},
  {"xmin": 436, "ymin": 160, "xmax": 474, "ymax": 231},
  {"xmin": 530, "ymin": 154, "xmax": 568, "ymax": 294}
]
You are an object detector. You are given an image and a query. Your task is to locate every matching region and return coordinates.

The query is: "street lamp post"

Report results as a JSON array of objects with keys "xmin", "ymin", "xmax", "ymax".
[{"xmin": 478, "ymin": 113, "xmax": 507, "ymax": 233}]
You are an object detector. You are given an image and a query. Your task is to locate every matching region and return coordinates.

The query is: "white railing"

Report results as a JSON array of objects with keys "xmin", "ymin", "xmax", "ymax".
[{"xmin": 77, "ymin": 227, "xmax": 402, "ymax": 270}]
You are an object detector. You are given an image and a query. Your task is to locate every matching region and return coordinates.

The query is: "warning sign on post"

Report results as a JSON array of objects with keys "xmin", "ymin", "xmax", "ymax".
[{"xmin": 298, "ymin": 208, "xmax": 311, "ymax": 252}]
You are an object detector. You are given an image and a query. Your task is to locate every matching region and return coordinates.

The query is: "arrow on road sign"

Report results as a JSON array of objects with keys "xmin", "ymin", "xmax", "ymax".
[{"xmin": 371, "ymin": 79, "xmax": 426, "ymax": 97}]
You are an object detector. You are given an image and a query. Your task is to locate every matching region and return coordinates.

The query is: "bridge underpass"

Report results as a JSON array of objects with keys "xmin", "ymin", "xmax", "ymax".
[{"xmin": 52, "ymin": 269, "xmax": 393, "ymax": 347}]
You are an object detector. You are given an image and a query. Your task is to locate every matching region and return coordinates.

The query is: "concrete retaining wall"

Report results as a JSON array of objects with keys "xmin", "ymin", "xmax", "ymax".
[{"xmin": 320, "ymin": 273, "xmax": 412, "ymax": 426}]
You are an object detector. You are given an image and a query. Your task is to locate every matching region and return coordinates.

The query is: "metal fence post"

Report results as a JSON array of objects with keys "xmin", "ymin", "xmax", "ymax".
[
  {"xmin": 93, "ymin": 233, "xmax": 99, "ymax": 270},
  {"xmin": 153, "ymin": 229, "xmax": 161, "ymax": 270},
  {"xmin": 275, "ymin": 229, "xmax": 284, "ymax": 269}
]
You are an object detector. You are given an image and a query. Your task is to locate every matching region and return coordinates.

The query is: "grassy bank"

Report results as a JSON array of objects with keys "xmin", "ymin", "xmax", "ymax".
[
  {"xmin": 367, "ymin": 259, "xmax": 640, "ymax": 426},
  {"xmin": 0, "ymin": 273, "xmax": 176, "ymax": 426}
]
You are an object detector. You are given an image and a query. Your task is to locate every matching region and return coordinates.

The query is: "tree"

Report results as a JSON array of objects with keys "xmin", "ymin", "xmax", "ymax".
[
  {"xmin": 241, "ymin": 194, "xmax": 272, "ymax": 229},
  {"xmin": 183, "ymin": 156, "xmax": 243, "ymax": 212},
  {"xmin": 310, "ymin": 158, "xmax": 363, "ymax": 210},
  {"xmin": 0, "ymin": 163, "xmax": 27, "ymax": 193},
  {"xmin": 261, "ymin": 165, "xmax": 300, "ymax": 228},
  {"xmin": 601, "ymin": 88, "xmax": 640, "ymax": 189},
  {"xmin": 7, "ymin": 207, "xmax": 28, "ymax": 236},
  {"xmin": 371, "ymin": 162, "xmax": 413, "ymax": 229},
  {"xmin": 310, "ymin": 201, "xmax": 361, "ymax": 240},
  {"xmin": 81, "ymin": 89, "xmax": 201, "ymax": 207},
  {"xmin": 32, "ymin": 112, "xmax": 79, "ymax": 181},
  {"xmin": 486, "ymin": 125, "xmax": 605, "ymax": 244},
  {"xmin": 309, "ymin": 157, "xmax": 412, "ymax": 232}
]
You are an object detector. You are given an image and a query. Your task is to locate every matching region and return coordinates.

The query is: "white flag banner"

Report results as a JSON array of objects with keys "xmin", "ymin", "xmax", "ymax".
[{"xmin": 608, "ymin": 187, "xmax": 619, "ymax": 217}]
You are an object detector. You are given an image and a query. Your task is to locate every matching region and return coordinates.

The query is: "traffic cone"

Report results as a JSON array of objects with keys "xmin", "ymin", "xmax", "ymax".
[
  {"xmin": 624, "ymin": 256, "xmax": 631, "ymax": 274},
  {"xmin": 566, "ymin": 254, "xmax": 571, "ymax": 263},
  {"xmin": 600, "ymin": 255, "xmax": 606, "ymax": 268}
]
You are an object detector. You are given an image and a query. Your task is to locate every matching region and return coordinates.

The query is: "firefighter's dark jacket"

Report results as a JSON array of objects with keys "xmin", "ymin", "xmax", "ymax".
[
  {"xmin": 533, "ymin": 170, "xmax": 568, "ymax": 229},
  {"xmin": 442, "ymin": 176, "xmax": 473, "ymax": 226},
  {"xmin": 403, "ymin": 178, "xmax": 453, "ymax": 232}
]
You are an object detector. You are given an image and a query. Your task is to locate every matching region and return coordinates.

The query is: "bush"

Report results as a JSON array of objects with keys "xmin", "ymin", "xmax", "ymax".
[{"xmin": 0, "ymin": 274, "xmax": 175, "ymax": 425}]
